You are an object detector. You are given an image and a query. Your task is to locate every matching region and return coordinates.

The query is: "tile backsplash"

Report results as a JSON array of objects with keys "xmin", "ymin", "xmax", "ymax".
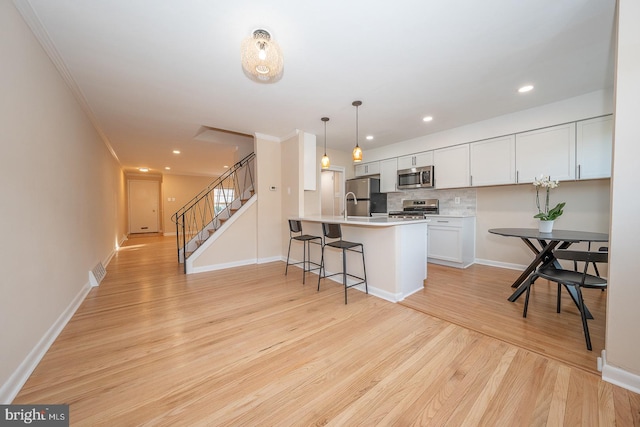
[{"xmin": 387, "ymin": 188, "xmax": 477, "ymax": 216}]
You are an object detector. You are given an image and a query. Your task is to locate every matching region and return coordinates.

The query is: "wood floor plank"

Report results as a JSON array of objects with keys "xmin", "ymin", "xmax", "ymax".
[{"xmin": 12, "ymin": 235, "xmax": 638, "ymax": 425}]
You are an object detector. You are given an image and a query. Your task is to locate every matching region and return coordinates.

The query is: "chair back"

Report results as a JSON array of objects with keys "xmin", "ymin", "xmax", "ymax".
[
  {"xmin": 554, "ymin": 249, "xmax": 608, "ymax": 286},
  {"xmin": 288, "ymin": 220, "xmax": 302, "ymax": 235},
  {"xmin": 322, "ymin": 223, "xmax": 342, "ymax": 240},
  {"xmin": 554, "ymin": 250, "xmax": 608, "ymax": 265}
]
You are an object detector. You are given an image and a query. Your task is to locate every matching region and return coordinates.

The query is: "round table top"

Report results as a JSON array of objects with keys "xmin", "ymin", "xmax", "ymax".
[{"xmin": 488, "ymin": 228, "xmax": 609, "ymax": 242}]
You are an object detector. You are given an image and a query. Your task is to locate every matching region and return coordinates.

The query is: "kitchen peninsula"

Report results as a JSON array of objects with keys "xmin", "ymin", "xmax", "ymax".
[{"xmin": 295, "ymin": 216, "xmax": 430, "ymax": 302}]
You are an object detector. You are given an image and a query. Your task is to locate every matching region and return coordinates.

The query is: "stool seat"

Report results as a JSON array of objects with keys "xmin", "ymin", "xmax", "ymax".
[
  {"xmin": 325, "ymin": 240, "xmax": 361, "ymax": 250},
  {"xmin": 285, "ymin": 220, "xmax": 321, "ymax": 284},
  {"xmin": 317, "ymin": 222, "xmax": 367, "ymax": 304}
]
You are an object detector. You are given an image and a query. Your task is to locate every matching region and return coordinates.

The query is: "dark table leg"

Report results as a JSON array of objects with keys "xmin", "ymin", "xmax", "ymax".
[
  {"xmin": 507, "ymin": 239, "xmax": 593, "ymax": 319},
  {"xmin": 507, "ymin": 239, "xmax": 560, "ymax": 300}
]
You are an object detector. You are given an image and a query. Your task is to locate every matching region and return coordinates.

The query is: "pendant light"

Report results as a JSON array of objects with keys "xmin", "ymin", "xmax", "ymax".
[
  {"xmin": 321, "ymin": 117, "xmax": 330, "ymax": 169},
  {"xmin": 352, "ymin": 100, "xmax": 363, "ymax": 162}
]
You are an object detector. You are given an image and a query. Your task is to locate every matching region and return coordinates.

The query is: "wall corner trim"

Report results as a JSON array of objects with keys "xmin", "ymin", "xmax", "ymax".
[{"xmin": 600, "ymin": 349, "xmax": 640, "ymax": 394}]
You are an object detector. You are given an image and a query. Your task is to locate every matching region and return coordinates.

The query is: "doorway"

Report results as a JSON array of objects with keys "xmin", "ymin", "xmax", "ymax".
[
  {"xmin": 128, "ymin": 180, "xmax": 160, "ymax": 234},
  {"xmin": 320, "ymin": 167, "xmax": 345, "ymax": 216}
]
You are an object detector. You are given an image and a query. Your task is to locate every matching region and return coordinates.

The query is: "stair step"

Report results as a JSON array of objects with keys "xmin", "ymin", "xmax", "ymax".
[
  {"xmin": 185, "ymin": 251, "xmax": 193, "ymax": 258},
  {"xmin": 195, "ymin": 240, "xmax": 204, "ymax": 246},
  {"xmin": 241, "ymin": 198, "xmax": 249, "ymax": 204},
  {"xmin": 207, "ymin": 229, "xmax": 216, "ymax": 234}
]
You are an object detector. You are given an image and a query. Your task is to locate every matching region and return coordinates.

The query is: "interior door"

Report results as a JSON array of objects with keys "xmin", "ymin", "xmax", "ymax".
[{"xmin": 129, "ymin": 180, "xmax": 160, "ymax": 233}]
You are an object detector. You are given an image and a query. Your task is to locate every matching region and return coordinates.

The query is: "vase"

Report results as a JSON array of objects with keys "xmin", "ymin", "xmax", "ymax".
[{"xmin": 538, "ymin": 220, "xmax": 554, "ymax": 233}]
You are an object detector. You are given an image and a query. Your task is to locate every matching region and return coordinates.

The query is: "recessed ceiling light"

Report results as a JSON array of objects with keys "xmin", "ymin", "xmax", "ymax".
[
  {"xmin": 366, "ymin": 135, "xmax": 373, "ymax": 140},
  {"xmin": 518, "ymin": 85, "xmax": 534, "ymax": 93},
  {"xmin": 423, "ymin": 116, "xmax": 433, "ymax": 122},
  {"xmin": 165, "ymin": 166, "xmax": 171, "ymax": 170},
  {"xmin": 139, "ymin": 167, "xmax": 149, "ymax": 172},
  {"xmin": 172, "ymin": 150, "xmax": 181, "ymax": 154},
  {"xmin": 223, "ymin": 165, "xmax": 229, "ymax": 168}
]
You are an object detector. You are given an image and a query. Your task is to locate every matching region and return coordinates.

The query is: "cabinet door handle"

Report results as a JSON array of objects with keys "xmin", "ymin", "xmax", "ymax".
[
  {"xmin": 578, "ymin": 164, "xmax": 581, "ymax": 179},
  {"xmin": 470, "ymin": 175, "xmax": 473, "ymax": 186},
  {"xmin": 516, "ymin": 170, "xmax": 519, "ymax": 183},
  {"xmin": 437, "ymin": 220, "xmax": 449, "ymax": 223}
]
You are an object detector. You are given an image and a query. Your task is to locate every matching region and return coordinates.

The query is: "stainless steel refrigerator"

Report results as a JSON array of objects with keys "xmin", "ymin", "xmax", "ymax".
[{"xmin": 345, "ymin": 177, "xmax": 387, "ymax": 217}]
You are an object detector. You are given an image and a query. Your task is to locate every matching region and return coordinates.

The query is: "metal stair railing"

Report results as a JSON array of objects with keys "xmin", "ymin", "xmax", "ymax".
[{"xmin": 171, "ymin": 152, "xmax": 256, "ymax": 272}]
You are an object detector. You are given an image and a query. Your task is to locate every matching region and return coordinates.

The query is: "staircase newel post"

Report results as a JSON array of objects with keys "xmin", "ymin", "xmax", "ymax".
[{"xmin": 181, "ymin": 213, "xmax": 187, "ymax": 274}]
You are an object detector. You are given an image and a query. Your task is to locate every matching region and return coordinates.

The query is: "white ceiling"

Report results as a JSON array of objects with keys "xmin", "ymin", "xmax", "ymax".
[{"xmin": 15, "ymin": 0, "xmax": 616, "ymax": 177}]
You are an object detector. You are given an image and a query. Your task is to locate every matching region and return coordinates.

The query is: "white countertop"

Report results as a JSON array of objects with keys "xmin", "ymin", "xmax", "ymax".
[
  {"xmin": 424, "ymin": 214, "xmax": 476, "ymax": 218},
  {"xmin": 297, "ymin": 215, "xmax": 431, "ymax": 226}
]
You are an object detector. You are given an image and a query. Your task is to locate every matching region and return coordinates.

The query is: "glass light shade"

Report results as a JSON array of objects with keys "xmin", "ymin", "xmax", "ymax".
[
  {"xmin": 321, "ymin": 154, "xmax": 330, "ymax": 169},
  {"xmin": 352, "ymin": 145, "xmax": 363, "ymax": 162},
  {"xmin": 241, "ymin": 29, "xmax": 284, "ymax": 83}
]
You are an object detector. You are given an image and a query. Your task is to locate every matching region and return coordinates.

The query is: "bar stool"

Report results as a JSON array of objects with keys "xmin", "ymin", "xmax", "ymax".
[
  {"xmin": 285, "ymin": 220, "xmax": 322, "ymax": 284},
  {"xmin": 317, "ymin": 223, "xmax": 368, "ymax": 304}
]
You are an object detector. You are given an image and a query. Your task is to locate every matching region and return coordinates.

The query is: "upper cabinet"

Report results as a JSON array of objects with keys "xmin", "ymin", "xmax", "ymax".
[
  {"xmin": 434, "ymin": 144, "xmax": 470, "ymax": 189},
  {"xmin": 515, "ymin": 123, "xmax": 576, "ymax": 184},
  {"xmin": 354, "ymin": 161, "xmax": 380, "ymax": 177},
  {"xmin": 379, "ymin": 158, "xmax": 398, "ymax": 192},
  {"xmin": 469, "ymin": 135, "xmax": 516, "ymax": 187},
  {"xmin": 576, "ymin": 116, "xmax": 613, "ymax": 180},
  {"xmin": 397, "ymin": 151, "xmax": 433, "ymax": 170}
]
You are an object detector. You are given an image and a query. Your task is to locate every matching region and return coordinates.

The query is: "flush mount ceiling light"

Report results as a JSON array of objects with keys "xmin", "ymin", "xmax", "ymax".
[
  {"xmin": 352, "ymin": 100, "xmax": 363, "ymax": 163},
  {"xmin": 172, "ymin": 150, "xmax": 180, "ymax": 154},
  {"xmin": 138, "ymin": 167, "xmax": 149, "ymax": 172},
  {"xmin": 518, "ymin": 85, "xmax": 534, "ymax": 93},
  {"xmin": 241, "ymin": 29, "xmax": 284, "ymax": 83},
  {"xmin": 321, "ymin": 117, "xmax": 330, "ymax": 169},
  {"xmin": 423, "ymin": 116, "xmax": 433, "ymax": 122}
]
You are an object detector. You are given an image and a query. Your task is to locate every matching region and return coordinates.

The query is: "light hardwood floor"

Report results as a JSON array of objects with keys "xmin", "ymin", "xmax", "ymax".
[
  {"xmin": 401, "ymin": 263, "xmax": 607, "ymax": 375},
  {"xmin": 14, "ymin": 235, "xmax": 640, "ymax": 426}
]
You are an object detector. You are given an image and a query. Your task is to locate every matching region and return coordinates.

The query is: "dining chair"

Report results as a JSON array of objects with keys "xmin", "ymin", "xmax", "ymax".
[{"xmin": 523, "ymin": 249, "xmax": 608, "ymax": 350}]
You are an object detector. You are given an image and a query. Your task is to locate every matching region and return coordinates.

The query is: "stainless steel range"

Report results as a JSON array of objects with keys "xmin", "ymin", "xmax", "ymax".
[{"xmin": 388, "ymin": 199, "xmax": 439, "ymax": 218}]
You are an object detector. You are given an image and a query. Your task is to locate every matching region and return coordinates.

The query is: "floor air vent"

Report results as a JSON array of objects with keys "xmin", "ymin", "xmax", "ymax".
[{"xmin": 89, "ymin": 262, "xmax": 106, "ymax": 287}]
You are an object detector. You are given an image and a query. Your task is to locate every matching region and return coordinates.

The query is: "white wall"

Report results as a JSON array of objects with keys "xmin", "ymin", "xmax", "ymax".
[
  {"xmin": 476, "ymin": 180, "xmax": 610, "ymax": 269},
  {"xmin": 604, "ymin": 0, "xmax": 640, "ymax": 387},
  {"xmin": 0, "ymin": 2, "xmax": 126, "ymax": 402}
]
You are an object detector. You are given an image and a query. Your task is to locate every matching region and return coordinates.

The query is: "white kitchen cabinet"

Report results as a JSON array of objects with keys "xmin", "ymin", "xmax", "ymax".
[
  {"xmin": 576, "ymin": 115, "xmax": 613, "ymax": 180},
  {"xmin": 470, "ymin": 135, "xmax": 516, "ymax": 186},
  {"xmin": 427, "ymin": 216, "xmax": 475, "ymax": 268},
  {"xmin": 434, "ymin": 144, "xmax": 470, "ymax": 189},
  {"xmin": 354, "ymin": 161, "xmax": 380, "ymax": 177},
  {"xmin": 515, "ymin": 123, "xmax": 576, "ymax": 184},
  {"xmin": 379, "ymin": 158, "xmax": 398, "ymax": 192},
  {"xmin": 397, "ymin": 151, "xmax": 433, "ymax": 170}
]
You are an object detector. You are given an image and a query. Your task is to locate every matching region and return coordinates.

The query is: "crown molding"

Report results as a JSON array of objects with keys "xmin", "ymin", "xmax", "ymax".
[{"xmin": 12, "ymin": 0, "xmax": 120, "ymax": 164}]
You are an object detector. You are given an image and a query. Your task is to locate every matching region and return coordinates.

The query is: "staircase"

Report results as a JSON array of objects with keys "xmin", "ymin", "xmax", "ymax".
[{"xmin": 172, "ymin": 152, "xmax": 256, "ymax": 272}]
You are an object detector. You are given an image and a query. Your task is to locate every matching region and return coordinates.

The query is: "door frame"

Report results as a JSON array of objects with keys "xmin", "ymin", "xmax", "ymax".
[
  {"xmin": 320, "ymin": 165, "xmax": 345, "ymax": 217},
  {"xmin": 127, "ymin": 178, "xmax": 161, "ymax": 234}
]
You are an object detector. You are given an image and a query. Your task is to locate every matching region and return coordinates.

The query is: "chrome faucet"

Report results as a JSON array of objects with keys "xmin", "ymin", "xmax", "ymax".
[{"xmin": 344, "ymin": 191, "xmax": 357, "ymax": 220}]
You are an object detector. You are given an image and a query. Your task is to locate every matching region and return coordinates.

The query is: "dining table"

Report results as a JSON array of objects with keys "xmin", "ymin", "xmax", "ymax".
[{"xmin": 488, "ymin": 227, "xmax": 609, "ymax": 319}]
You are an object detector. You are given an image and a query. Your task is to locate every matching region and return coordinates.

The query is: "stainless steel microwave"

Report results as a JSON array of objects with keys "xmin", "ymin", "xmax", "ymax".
[{"xmin": 397, "ymin": 165, "xmax": 434, "ymax": 189}]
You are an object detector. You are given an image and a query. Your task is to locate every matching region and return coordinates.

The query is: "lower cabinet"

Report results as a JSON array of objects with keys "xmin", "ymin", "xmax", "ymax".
[{"xmin": 427, "ymin": 216, "xmax": 475, "ymax": 268}]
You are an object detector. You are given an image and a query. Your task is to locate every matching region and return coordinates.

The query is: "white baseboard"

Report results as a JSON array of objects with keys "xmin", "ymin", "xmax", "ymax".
[
  {"xmin": 474, "ymin": 258, "xmax": 527, "ymax": 271},
  {"xmin": 258, "ymin": 256, "xmax": 284, "ymax": 264},
  {"xmin": 188, "ymin": 258, "xmax": 257, "ymax": 274},
  {"xmin": 600, "ymin": 350, "xmax": 640, "ymax": 394},
  {"xmin": 0, "ymin": 281, "xmax": 92, "ymax": 404}
]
